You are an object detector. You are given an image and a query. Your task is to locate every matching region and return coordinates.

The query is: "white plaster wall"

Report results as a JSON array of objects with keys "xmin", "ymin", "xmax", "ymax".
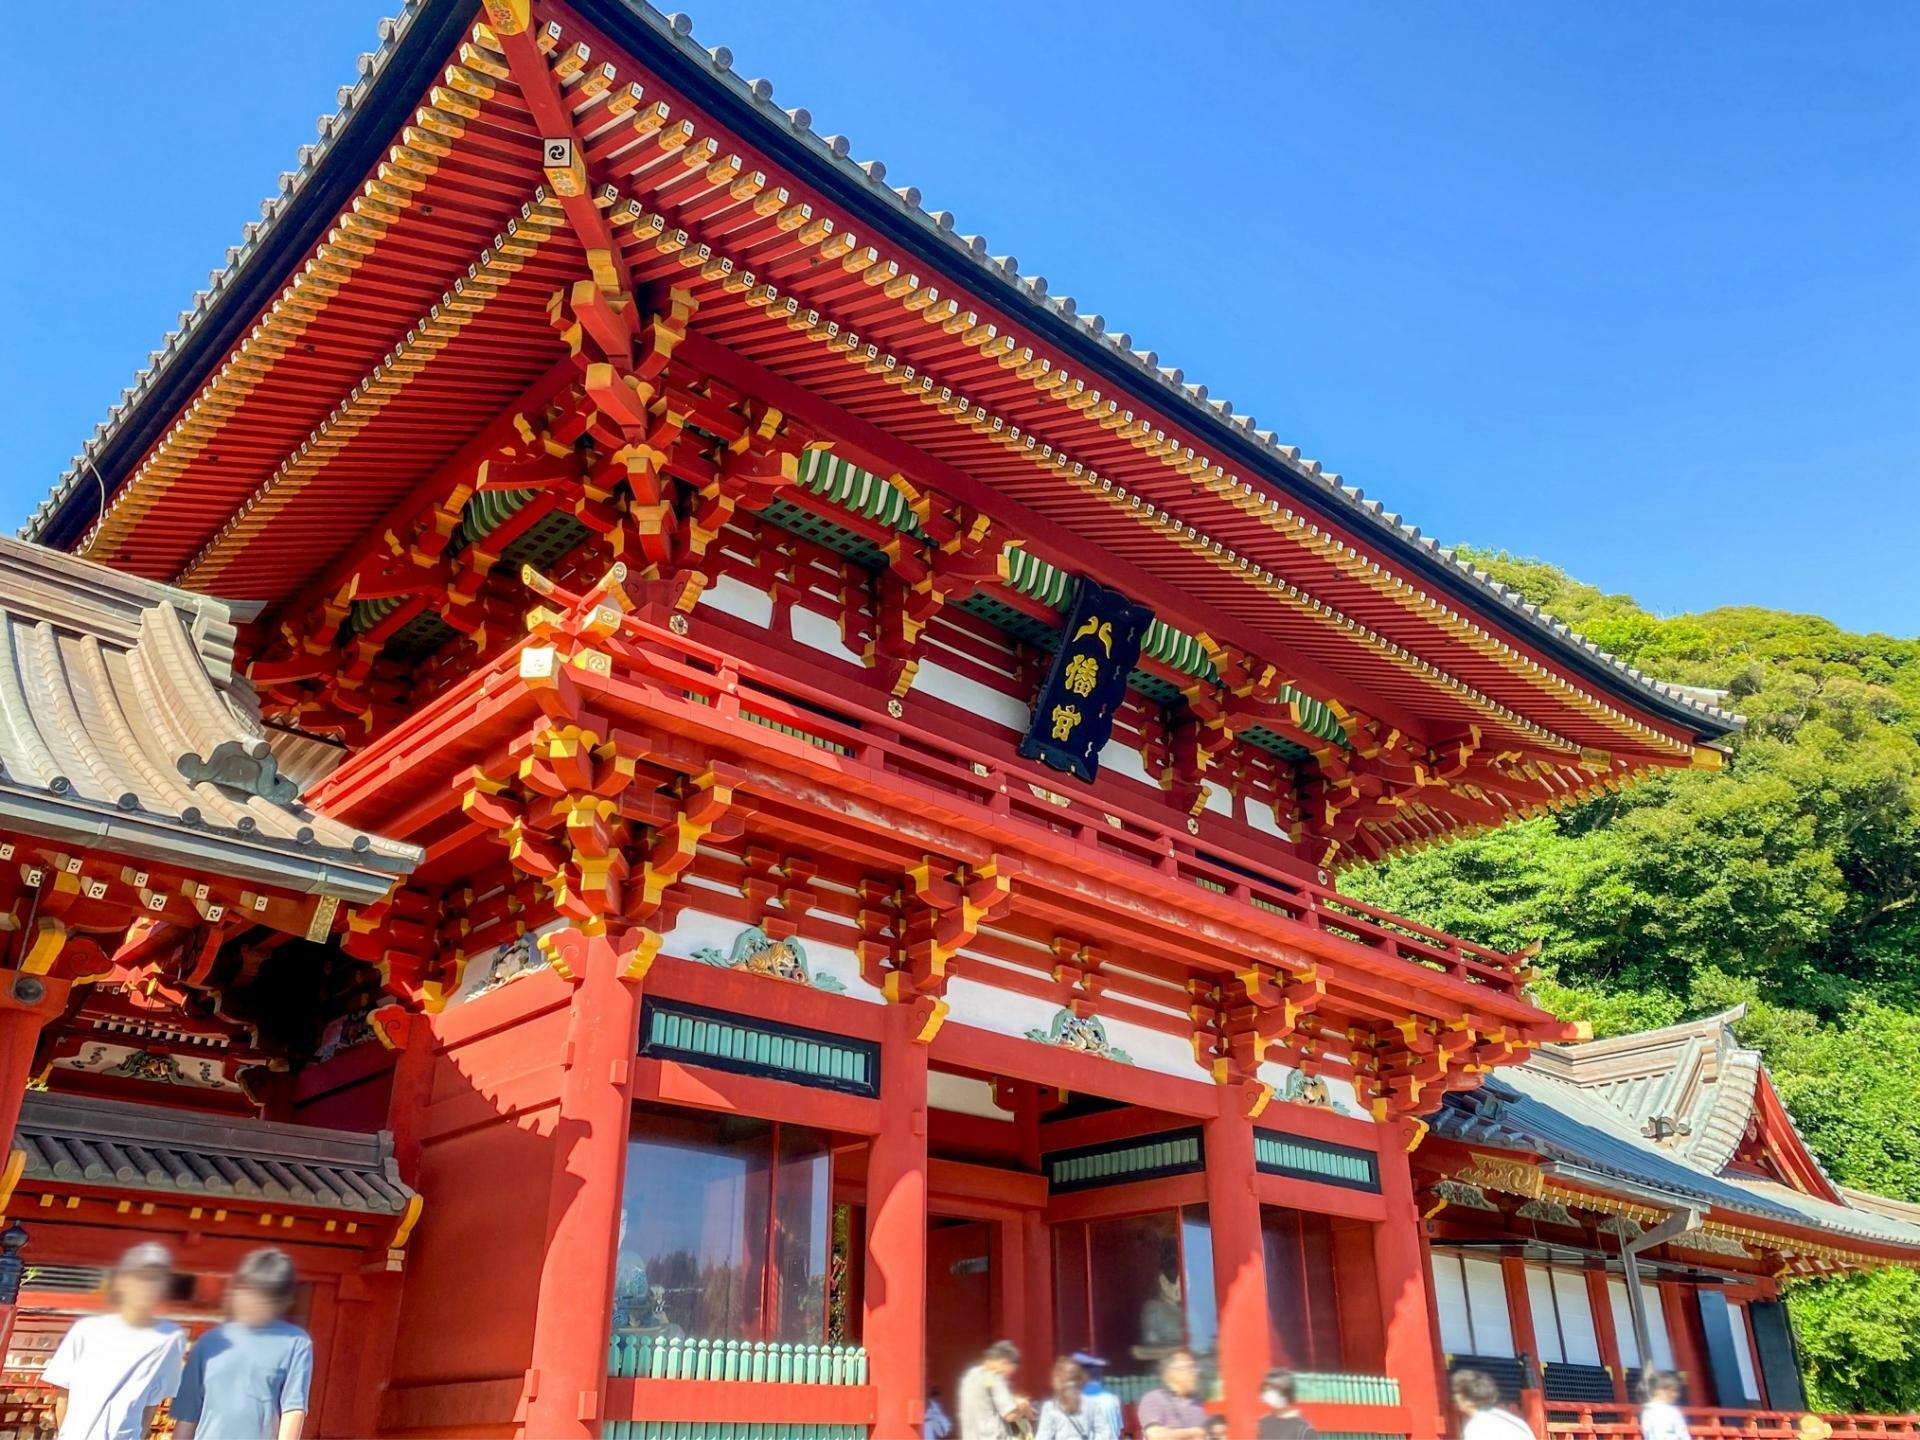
[
  {"xmin": 697, "ymin": 574, "xmax": 774, "ymax": 628},
  {"xmin": 1243, "ymin": 798, "xmax": 1289, "ymax": 840},
  {"xmin": 913, "ymin": 661, "xmax": 1032, "ymax": 731},
  {"xmin": 929, "ymin": 1071, "xmax": 1013, "ymax": 1119},
  {"xmin": 789, "ymin": 605, "xmax": 862, "ymax": 664}
]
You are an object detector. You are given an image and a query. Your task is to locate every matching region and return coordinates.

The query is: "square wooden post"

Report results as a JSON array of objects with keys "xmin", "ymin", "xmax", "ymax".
[
  {"xmin": 1204, "ymin": 1091, "xmax": 1270, "ymax": 1438},
  {"xmin": 1375, "ymin": 1120, "xmax": 1446, "ymax": 1439},
  {"xmin": 522, "ymin": 931, "xmax": 644, "ymax": 1440},
  {"xmin": 865, "ymin": 1001, "xmax": 931, "ymax": 1437}
]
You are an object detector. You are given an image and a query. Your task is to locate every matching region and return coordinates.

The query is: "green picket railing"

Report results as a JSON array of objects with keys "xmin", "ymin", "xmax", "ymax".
[
  {"xmin": 1293, "ymin": 1372, "xmax": 1402, "ymax": 1406},
  {"xmin": 1101, "ymin": 1370, "xmax": 1399, "ymax": 1407},
  {"xmin": 608, "ymin": 1334, "xmax": 870, "ymax": 1386},
  {"xmin": 602, "ymin": 1423, "xmax": 866, "ymax": 1440}
]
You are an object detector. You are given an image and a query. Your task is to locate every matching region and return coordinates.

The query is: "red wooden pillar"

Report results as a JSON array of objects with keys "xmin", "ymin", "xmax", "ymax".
[
  {"xmin": 865, "ymin": 1001, "xmax": 931, "ymax": 1438},
  {"xmin": 1022, "ymin": 1208, "xmax": 1054, "ymax": 1383},
  {"xmin": 1586, "ymin": 1267, "xmax": 1629, "ymax": 1403},
  {"xmin": 1501, "ymin": 1257, "xmax": 1549, "ymax": 1436},
  {"xmin": 522, "ymin": 931, "xmax": 643, "ymax": 1440},
  {"xmin": 1375, "ymin": 1120, "xmax": 1445, "ymax": 1440},
  {"xmin": 1661, "ymin": 1279, "xmax": 1706, "ymax": 1400},
  {"xmin": 0, "ymin": 973, "xmax": 70, "ymax": 1358},
  {"xmin": 338, "ymin": 1012, "xmax": 435, "ymax": 1438},
  {"xmin": 1204, "ymin": 1092, "xmax": 1270, "ymax": 1439}
]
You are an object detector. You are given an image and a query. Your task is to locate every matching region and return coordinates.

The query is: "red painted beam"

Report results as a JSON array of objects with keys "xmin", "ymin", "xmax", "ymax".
[{"xmin": 635, "ymin": 1057, "xmax": 882, "ymax": 1135}]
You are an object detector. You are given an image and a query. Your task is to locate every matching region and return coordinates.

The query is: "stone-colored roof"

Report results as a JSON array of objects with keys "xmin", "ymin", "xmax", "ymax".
[
  {"xmin": 1525, "ymin": 1006, "xmax": 1762, "ymax": 1172},
  {"xmin": 0, "ymin": 537, "xmax": 418, "ymax": 905},
  {"xmin": 1431, "ymin": 1018, "xmax": 1920, "ymax": 1257},
  {"xmin": 20, "ymin": 0, "xmax": 1738, "ymax": 741},
  {"xmin": 14, "ymin": 1090, "xmax": 415, "ymax": 1216}
]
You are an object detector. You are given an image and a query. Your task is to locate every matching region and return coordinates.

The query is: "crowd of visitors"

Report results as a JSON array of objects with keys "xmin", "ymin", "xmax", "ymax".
[
  {"xmin": 944, "ymin": 1341, "xmax": 1734, "ymax": 1439},
  {"xmin": 38, "ymin": 1242, "xmax": 313, "ymax": 1440}
]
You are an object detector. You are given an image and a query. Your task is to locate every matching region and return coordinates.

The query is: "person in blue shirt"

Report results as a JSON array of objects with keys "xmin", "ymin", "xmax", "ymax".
[{"xmin": 173, "ymin": 1248, "xmax": 314, "ymax": 1440}]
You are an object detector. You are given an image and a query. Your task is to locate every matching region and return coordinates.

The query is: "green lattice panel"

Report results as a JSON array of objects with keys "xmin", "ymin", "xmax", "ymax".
[
  {"xmin": 1047, "ymin": 1131, "xmax": 1202, "ymax": 1189},
  {"xmin": 1253, "ymin": 1133, "xmax": 1378, "ymax": 1189},
  {"xmin": 642, "ymin": 1003, "xmax": 875, "ymax": 1094}
]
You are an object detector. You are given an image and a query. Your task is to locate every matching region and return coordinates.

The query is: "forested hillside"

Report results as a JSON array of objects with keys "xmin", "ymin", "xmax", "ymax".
[{"xmin": 1346, "ymin": 550, "xmax": 1920, "ymax": 1412}]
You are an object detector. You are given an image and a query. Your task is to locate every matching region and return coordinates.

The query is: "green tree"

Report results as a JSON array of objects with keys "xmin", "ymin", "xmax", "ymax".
[{"xmin": 1346, "ymin": 551, "xmax": 1920, "ymax": 1411}]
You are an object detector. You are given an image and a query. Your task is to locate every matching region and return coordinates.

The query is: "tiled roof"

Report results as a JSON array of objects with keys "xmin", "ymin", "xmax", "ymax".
[
  {"xmin": 14, "ymin": 1091, "xmax": 415, "ymax": 1216},
  {"xmin": 20, "ymin": 0, "xmax": 1738, "ymax": 742},
  {"xmin": 1525, "ymin": 1006, "xmax": 1762, "ymax": 1173},
  {"xmin": 1432, "ymin": 1066, "xmax": 1920, "ymax": 1255},
  {"xmin": 0, "ymin": 537, "xmax": 418, "ymax": 905}
]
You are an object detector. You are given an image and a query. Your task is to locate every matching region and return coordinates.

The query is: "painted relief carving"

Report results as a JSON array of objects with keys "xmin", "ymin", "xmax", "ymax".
[
  {"xmin": 1024, "ymin": 1008, "xmax": 1133, "ymax": 1064},
  {"xmin": 693, "ymin": 926, "xmax": 846, "ymax": 993},
  {"xmin": 1515, "ymin": 1197, "xmax": 1581, "ymax": 1227},
  {"xmin": 1455, "ymin": 1152, "xmax": 1546, "ymax": 1200},
  {"xmin": 60, "ymin": 1043, "xmax": 239, "ymax": 1092},
  {"xmin": 1276, "ymin": 1067, "xmax": 1354, "ymax": 1115}
]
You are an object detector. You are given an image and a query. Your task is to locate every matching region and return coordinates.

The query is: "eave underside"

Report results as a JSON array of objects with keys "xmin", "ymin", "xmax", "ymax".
[{"xmin": 38, "ymin": 0, "xmax": 1727, "ymax": 800}]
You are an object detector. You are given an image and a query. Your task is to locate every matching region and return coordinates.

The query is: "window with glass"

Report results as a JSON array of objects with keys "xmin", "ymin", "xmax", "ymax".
[
  {"xmin": 1054, "ymin": 1206, "xmax": 1218, "ymax": 1391},
  {"xmin": 612, "ymin": 1106, "xmax": 831, "ymax": 1343},
  {"xmin": 1263, "ymin": 1207, "xmax": 1349, "ymax": 1370}
]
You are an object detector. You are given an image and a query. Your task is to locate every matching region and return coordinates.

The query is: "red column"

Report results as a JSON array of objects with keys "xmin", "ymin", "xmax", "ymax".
[
  {"xmin": 865, "ymin": 1002, "xmax": 931, "ymax": 1438},
  {"xmin": 0, "ymin": 972, "xmax": 70, "ymax": 1360},
  {"xmin": 1375, "ymin": 1120, "xmax": 1445, "ymax": 1440},
  {"xmin": 1022, "ymin": 1208, "xmax": 1055, "ymax": 1384},
  {"xmin": 340, "ymin": 1012, "xmax": 436, "ymax": 1439},
  {"xmin": 1204, "ymin": 1092, "xmax": 1270, "ymax": 1439},
  {"xmin": 1501, "ymin": 1257, "xmax": 1549, "ymax": 1436},
  {"xmin": 523, "ymin": 932, "xmax": 642, "ymax": 1440},
  {"xmin": 1587, "ymin": 1267, "xmax": 1629, "ymax": 1403}
]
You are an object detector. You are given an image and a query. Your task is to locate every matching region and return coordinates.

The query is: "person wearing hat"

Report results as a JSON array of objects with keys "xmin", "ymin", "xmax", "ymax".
[
  {"xmin": 172, "ymin": 1248, "xmax": 314, "ymax": 1440},
  {"xmin": 41, "ymin": 1242, "xmax": 186, "ymax": 1440},
  {"xmin": 1071, "ymin": 1353, "xmax": 1124, "ymax": 1440}
]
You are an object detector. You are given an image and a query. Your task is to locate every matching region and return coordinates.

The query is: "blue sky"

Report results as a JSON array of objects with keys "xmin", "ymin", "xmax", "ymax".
[{"xmin": 3, "ymin": 3, "xmax": 1914, "ymax": 633}]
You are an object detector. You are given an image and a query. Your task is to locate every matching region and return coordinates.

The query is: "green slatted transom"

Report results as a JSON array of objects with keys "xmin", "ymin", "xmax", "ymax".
[
  {"xmin": 641, "ymin": 999, "xmax": 878, "ymax": 1097},
  {"xmin": 1253, "ymin": 1132, "xmax": 1379, "ymax": 1191},
  {"xmin": 1046, "ymin": 1129, "xmax": 1204, "ymax": 1192}
]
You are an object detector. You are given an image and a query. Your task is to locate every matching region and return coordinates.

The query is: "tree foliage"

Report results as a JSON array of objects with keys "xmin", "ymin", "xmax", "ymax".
[{"xmin": 1345, "ymin": 550, "xmax": 1920, "ymax": 1411}]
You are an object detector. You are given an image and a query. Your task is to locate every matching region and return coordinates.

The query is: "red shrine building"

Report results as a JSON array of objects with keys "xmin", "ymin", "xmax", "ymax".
[{"xmin": 2, "ymin": 3, "xmax": 1915, "ymax": 1438}]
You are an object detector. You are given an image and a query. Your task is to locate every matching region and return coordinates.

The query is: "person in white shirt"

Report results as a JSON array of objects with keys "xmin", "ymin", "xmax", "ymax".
[
  {"xmin": 42, "ymin": 1243, "xmax": 187, "ymax": 1440},
  {"xmin": 1639, "ymin": 1371, "xmax": 1692, "ymax": 1440},
  {"xmin": 1450, "ymin": 1369, "xmax": 1537, "ymax": 1440}
]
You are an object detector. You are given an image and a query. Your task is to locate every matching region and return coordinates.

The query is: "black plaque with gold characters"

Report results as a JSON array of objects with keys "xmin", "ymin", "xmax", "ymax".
[{"xmin": 1017, "ymin": 576, "xmax": 1154, "ymax": 782}]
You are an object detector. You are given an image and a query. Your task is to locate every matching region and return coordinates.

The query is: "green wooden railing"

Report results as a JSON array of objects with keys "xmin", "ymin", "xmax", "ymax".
[
  {"xmin": 1294, "ymin": 1372, "xmax": 1402, "ymax": 1406},
  {"xmin": 1103, "ymin": 1370, "xmax": 1399, "ymax": 1406},
  {"xmin": 608, "ymin": 1334, "xmax": 870, "ymax": 1386},
  {"xmin": 603, "ymin": 1424, "xmax": 866, "ymax": 1440}
]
